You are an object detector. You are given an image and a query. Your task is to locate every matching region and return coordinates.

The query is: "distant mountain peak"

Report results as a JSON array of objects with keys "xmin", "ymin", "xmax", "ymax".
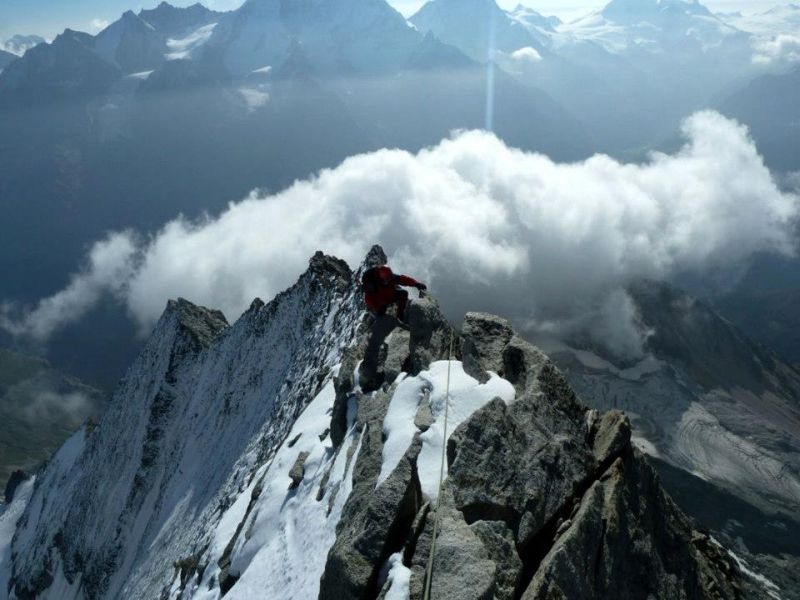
[
  {"xmin": 410, "ymin": 0, "xmax": 542, "ymax": 61},
  {"xmin": 141, "ymin": 0, "xmax": 215, "ymax": 19},
  {"xmin": 593, "ymin": 0, "xmax": 721, "ymax": 29},
  {"xmin": 52, "ymin": 29, "xmax": 96, "ymax": 48}
]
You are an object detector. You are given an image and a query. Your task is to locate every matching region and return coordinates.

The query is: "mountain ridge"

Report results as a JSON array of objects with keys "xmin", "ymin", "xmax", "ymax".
[{"xmin": 0, "ymin": 247, "xmax": 772, "ymax": 599}]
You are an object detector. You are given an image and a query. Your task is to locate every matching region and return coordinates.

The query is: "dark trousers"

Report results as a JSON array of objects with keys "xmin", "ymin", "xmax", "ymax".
[{"xmin": 376, "ymin": 288, "xmax": 409, "ymax": 321}]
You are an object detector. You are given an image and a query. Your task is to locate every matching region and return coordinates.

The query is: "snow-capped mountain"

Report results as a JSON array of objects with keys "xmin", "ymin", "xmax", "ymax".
[
  {"xmin": 408, "ymin": 0, "xmax": 770, "ymax": 153},
  {"xmin": 210, "ymin": 0, "xmax": 430, "ymax": 76},
  {"xmin": 94, "ymin": 4, "xmax": 223, "ymax": 73},
  {"xmin": 724, "ymin": 3, "xmax": 800, "ymax": 36},
  {"xmin": 564, "ymin": 0, "xmax": 744, "ymax": 55},
  {"xmin": 548, "ymin": 281, "xmax": 800, "ymax": 512},
  {"xmin": 0, "ymin": 248, "xmax": 767, "ymax": 599},
  {"xmin": 409, "ymin": 0, "xmax": 543, "ymax": 63}
]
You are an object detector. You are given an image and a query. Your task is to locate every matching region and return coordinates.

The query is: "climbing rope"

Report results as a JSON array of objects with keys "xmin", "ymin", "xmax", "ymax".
[{"xmin": 423, "ymin": 330, "xmax": 454, "ymax": 600}]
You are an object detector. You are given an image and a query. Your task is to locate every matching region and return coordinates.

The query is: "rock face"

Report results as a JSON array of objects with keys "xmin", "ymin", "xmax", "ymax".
[
  {"xmin": 2, "ymin": 248, "xmax": 755, "ymax": 600},
  {"xmin": 320, "ymin": 309, "xmax": 749, "ymax": 600},
  {"xmin": 545, "ymin": 281, "xmax": 800, "ymax": 598}
]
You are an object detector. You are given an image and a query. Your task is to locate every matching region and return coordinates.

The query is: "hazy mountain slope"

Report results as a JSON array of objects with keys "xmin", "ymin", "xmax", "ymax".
[
  {"xmin": 0, "ymin": 30, "xmax": 120, "ymax": 103},
  {"xmin": 719, "ymin": 66, "xmax": 800, "ymax": 172},
  {"xmin": 410, "ymin": 0, "xmax": 543, "ymax": 63},
  {"xmin": 0, "ymin": 51, "xmax": 15, "ymax": 72},
  {"xmin": 653, "ymin": 457, "xmax": 800, "ymax": 599},
  {"xmin": 716, "ymin": 286, "xmax": 800, "ymax": 365},
  {"xmin": 549, "ymin": 281, "xmax": 800, "ymax": 515},
  {"xmin": 0, "ymin": 249, "xmax": 759, "ymax": 599},
  {"xmin": 544, "ymin": 281, "xmax": 800, "ymax": 598},
  {"xmin": 0, "ymin": 349, "xmax": 106, "ymax": 492}
]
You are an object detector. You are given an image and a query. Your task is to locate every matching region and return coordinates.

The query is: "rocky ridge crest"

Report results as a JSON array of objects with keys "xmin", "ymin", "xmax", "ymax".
[
  {"xmin": 2, "ymin": 246, "xmax": 756, "ymax": 600},
  {"xmin": 320, "ymin": 282, "xmax": 749, "ymax": 599}
]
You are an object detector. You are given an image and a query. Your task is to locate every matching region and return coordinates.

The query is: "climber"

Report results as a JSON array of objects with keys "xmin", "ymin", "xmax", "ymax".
[{"xmin": 361, "ymin": 264, "xmax": 426, "ymax": 323}]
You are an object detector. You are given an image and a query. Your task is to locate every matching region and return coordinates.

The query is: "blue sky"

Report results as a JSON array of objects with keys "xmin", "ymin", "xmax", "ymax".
[{"xmin": 0, "ymin": 0, "xmax": 785, "ymax": 40}]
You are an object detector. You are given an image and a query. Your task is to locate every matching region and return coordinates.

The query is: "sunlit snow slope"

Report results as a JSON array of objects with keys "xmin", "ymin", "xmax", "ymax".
[{"xmin": 6, "ymin": 252, "xmax": 363, "ymax": 599}]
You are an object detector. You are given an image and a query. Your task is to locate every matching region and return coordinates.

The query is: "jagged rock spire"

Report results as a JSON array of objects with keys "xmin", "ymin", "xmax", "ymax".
[{"xmin": 364, "ymin": 244, "xmax": 388, "ymax": 269}]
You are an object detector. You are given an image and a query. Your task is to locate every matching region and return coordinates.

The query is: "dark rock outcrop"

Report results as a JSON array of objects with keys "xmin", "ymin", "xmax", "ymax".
[
  {"xmin": 408, "ymin": 489, "xmax": 496, "ymax": 600},
  {"xmin": 523, "ymin": 452, "xmax": 742, "ymax": 600},
  {"xmin": 4, "ymin": 469, "xmax": 29, "ymax": 504},
  {"xmin": 166, "ymin": 297, "xmax": 229, "ymax": 352},
  {"xmin": 406, "ymin": 295, "xmax": 458, "ymax": 376},
  {"xmin": 461, "ymin": 311, "xmax": 515, "ymax": 383},
  {"xmin": 288, "ymin": 451, "xmax": 310, "ymax": 489}
]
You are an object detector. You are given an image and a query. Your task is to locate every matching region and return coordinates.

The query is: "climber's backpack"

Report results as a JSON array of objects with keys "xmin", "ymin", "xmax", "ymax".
[{"xmin": 361, "ymin": 266, "xmax": 392, "ymax": 294}]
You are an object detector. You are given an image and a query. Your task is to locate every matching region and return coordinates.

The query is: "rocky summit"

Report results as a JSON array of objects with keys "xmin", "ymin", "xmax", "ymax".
[{"xmin": 0, "ymin": 247, "xmax": 760, "ymax": 599}]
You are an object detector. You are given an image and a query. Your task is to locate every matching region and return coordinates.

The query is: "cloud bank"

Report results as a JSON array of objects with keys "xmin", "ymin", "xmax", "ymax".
[
  {"xmin": 2, "ymin": 111, "xmax": 797, "ymax": 359},
  {"xmin": 753, "ymin": 33, "xmax": 800, "ymax": 65},
  {"xmin": 0, "ymin": 233, "xmax": 137, "ymax": 341}
]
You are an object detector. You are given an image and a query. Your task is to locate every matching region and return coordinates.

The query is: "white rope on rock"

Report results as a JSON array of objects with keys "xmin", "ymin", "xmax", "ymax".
[{"xmin": 423, "ymin": 330, "xmax": 454, "ymax": 600}]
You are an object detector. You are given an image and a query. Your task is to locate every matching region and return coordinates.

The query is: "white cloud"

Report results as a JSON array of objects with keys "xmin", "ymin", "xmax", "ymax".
[
  {"xmin": 0, "ymin": 35, "xmax": 46, "ymax": 56},
  {"xmin": 21, "ymin": 390, "xmax": 96, "ymax": 428},
  {"xmin": 753, "ymin": 33, "xmax": 800, "ymax": 64},
  {"xmin": 1, "ymin": 111, "xmax": 797, "ymax": 359},
  {"xmin": 239, "ymin": 86, "xmax": 270, "ymax": 110},
  {"xmin": 0, "ymin": 232, "xmax": 137, "ymax": 342},
  {"xmin": 89, "ymin": 19, "xmax": 110, "ymax": 34},
  {"xmin": 510, "ymin": 46, "xmax": 543, "ymax": 62}
]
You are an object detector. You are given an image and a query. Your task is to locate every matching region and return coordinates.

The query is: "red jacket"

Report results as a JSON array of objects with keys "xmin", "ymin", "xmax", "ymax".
[{"xmin": 363, "ymin": 265, "xmax": 419, "ymax": 313}]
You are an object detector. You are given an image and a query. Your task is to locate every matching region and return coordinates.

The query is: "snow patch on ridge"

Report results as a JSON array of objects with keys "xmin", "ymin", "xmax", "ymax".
[
  {"xmin": 378, "ymin": 360, "xmax": 515, "ymax": 500},
  {"xmin": 714, "ymin": 539, "xmax": 783, "ymax": 600},
  {"xmin": 127, "ymin": 70, "xmax": 154, "ymax": 80},
  {"xmin": 193, "ymin": 374, "xmax": 362, "ymax": 599},
  {"xmin": 381, "ymin": 552, "xmax": 412, "ymax": 600},
  {"xmin": 166, "ymin": 23, "xmax": 217, "ymax": 60}
]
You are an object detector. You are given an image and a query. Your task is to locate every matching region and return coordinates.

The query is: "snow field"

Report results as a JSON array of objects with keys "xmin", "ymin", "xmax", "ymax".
[
  {"xmin": 379, "ymin": 360, "xmax": 515, "ymax": 502},
  {"xmin": 195, "ymin": 371, "xmax": 363, "ymax": 600}
]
